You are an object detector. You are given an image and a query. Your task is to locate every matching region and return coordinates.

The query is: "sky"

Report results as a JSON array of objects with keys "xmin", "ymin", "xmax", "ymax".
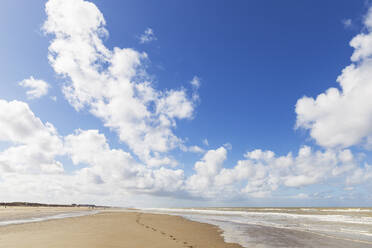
[{"xmin": 1, "ymin": 0, "xmax": 372, "ymax": 207}]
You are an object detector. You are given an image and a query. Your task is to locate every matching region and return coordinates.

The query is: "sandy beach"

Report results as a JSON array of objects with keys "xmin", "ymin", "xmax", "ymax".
[{"xmin": 0, "ymin": 209, "xmax": 242, "ymax": 248}]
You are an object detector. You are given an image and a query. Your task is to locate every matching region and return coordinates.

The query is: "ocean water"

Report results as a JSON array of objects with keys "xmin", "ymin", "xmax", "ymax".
[
  {"xmin": 0, "ymin": 210, "xmax": 99, "ymax": 226},
  {"xmin": 141, "ymin": 207, "xmax": 372, "ymax": 248}
]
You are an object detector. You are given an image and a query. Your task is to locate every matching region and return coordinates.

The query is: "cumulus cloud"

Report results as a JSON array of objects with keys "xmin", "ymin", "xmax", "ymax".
[
  {"xmin": 186, "ymin": 147, "xmax": 227, "ymax": 197},
  {"xmin": 139, "ymin": 28, "xmax": 157, "ymax": 44},
  {"xmin": 296, "ymin": 7, "xmax": 372, "ymax": 149},
  {"xmin": 0, "ymin": 0, "xmax": 194, "ymax": 204},
  {"xmin": 0, "ymin": 100, "xmax": 185, "ymax": 203},
  {"xmin": 184, "ymin": 146, "xmax": 363, "ymax": 199},
  {"xmin": 65, "ymin": 129, "xmax": 185, "ymax": 194},
  {"xmin": 346, "ymin": 163, "xmax": 372, "ymax": 185},
  {"xmin": 0, "ymin": 100, "xmax": 63, "ymax": 174},
  {"xmin": 0, "ymin": 98, "xmax": 370, "ymax": 204},
  {"xmin": 43, "ymin": 0, "xmax": 198, "ymax": 166},
  {"xmin": 19, "ymin": 76, "xmax": 50, "ymax": 99}
]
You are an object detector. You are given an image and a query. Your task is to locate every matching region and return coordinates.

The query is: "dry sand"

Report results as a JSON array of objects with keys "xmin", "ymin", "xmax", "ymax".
[{"xmin": 0, "ymin": 210, "xmax": 243, "ymax": 248}]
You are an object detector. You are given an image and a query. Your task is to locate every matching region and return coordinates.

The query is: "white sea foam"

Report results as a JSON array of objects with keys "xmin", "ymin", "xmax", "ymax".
[
  {"xmin": 141, "ymin": 207, "xmax": 372, "ymax": 248},
  {"xmin": 0, "ymin": 210, "xmax": 99, "ymax": 226},
  {"xmin": 320, "ymin": 208, "xmax": 372, "ymax": 213},
  {"xmin": 143, "ymin": 208, "xmax": 372, "ymax": 225}
]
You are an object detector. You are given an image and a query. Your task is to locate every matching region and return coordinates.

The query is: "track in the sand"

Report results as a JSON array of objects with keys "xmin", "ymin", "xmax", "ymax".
[{"xmin": 135, "ymin": 213, "xmax": 195, "ymax": 248}]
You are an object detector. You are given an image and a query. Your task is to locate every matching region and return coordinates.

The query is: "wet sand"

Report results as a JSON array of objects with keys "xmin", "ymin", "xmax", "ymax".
[
  {"xmin": 0, "ymin": 206, "xmax": 93, "ymax": 223},
  {"xmin": 0, "ymin": 210, "xmax": 242, "ymax": 248},
  {"xmin": 239, "ymin": 223, "xmax": 372, "ymax": 248}
]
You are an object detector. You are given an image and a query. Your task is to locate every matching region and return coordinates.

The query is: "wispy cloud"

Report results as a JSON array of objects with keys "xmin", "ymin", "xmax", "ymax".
[
  {"xmin": 190, "ymin": 76, "xmax": 201, "ymax": 89},
  {"xmin": 342, "ymin": 18, "xmax": 352, "ymax": 28},
  {"xmin": 139, "ymin": 27, "xmax": 157, "ymax": 44}
]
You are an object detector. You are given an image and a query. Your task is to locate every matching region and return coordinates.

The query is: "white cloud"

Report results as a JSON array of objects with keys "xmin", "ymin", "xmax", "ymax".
[
  {"xmin": 64, "ymin": 129, "xmax": 185, "ymax": 193},
  {"xmin": 0, "ymin": 0, "xmax": 198, "ymax": 204},
  {"xmin": 365, "ymin": 7, "xmax": 372, "ymax": 29},
  {"xmin": 190, "ymin": 76, "xmax": 201, "ymax": 102},
  {"xmin": 139, "ymin": 28, "xmax": 157, "ymax": 44},
  {"xmin": 0, "ymin": 99, "xmax": 370, "ymax": 203},
  {"xmin": 296, "ymin": 7, "xmax": 372, "ymax": 149},
  {"xmin": 0, "ymin": 100, "xmax": 186, "ymax": 203},
  {"xmin": 43, "ymin": 0, "xmax": 198, "ymax": 166},
  {"xmin": 0, "ymin": 100, "xmax": 63, "ymax": 174},
  {"xmin": 203, "ymin": 138, "xmax": 209, "ymax": 146},
  {"xmin": 0, "ymin": 100, "xmax": 61, "ymax": 150},
  {"xmin": 346, "ymin": 163, "xmax": 372, "ymax": 185},
  {"xmin": 188, "ymin": 145, "xmax": 205, "ymax": 153},
  {"xmin": 180, "ymin": 144, "xmax": 205, "ymax": 153},
  {"xmin": 186, "ymin": 147, "xmax": 227, "ymax": 197},
  {"xmin": 223, "ymin": 142, "xmax": 232, "ymax": 150},
  {"xmin": 19, "ymin": 76, "xmax": 50, "ymax": 99},
  {"xmin": 185, "ymin": 146, "xmax": 364, "ymax": 199},
  {"xmin": 190, "ymin": 76, "xmax": 200, "ymax": 89}
]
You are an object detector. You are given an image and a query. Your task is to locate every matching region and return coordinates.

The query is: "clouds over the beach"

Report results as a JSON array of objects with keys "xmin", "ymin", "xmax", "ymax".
[
  {"xmin": 180, "ymin": 145, "xmax": 368, "ymax": 199},
  {"xmin": 0, "ymin": 99, "xmax": 367, "ymax": 202},
  {"xmin": 2, "ymin": 0, "xmax": 372, "ymax": 206}
]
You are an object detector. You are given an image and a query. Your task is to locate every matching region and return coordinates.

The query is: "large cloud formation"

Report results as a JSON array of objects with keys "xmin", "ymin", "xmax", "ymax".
[
  {"xmin": 43, "ymin": 0, "xmax": 196, "ymax": 167},
  {"xmin": 1, "ymin": 0, "xmax": 372, "ymax": 205},
  {"xmin": 296, "ymin": 8, "xmax": 372, "ymax": 149}
]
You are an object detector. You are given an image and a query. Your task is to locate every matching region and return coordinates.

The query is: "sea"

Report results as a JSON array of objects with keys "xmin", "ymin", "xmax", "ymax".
[{"xmin": 141, "ymin": 207, "xmax": 372, "ymax": 248}]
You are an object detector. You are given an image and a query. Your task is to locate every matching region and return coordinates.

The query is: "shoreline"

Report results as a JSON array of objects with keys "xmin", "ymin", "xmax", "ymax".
[
  {"xmin": 0, "ymin": 206, "xmax": 100, "ymax": 225},
  {"xmin": 0, "ymin": 209, "xmax": 243, "ymax": 248},
  {"xmin": 140, "ymin": 208, "xmax": 372, "ymax": 248},
  {"xmin": 0, "ymin": 209, "xmax": 99, "ymax": 227},
  {"xmin": 1, "ymin": 207, "xmax": 371, "ymax": 247}
]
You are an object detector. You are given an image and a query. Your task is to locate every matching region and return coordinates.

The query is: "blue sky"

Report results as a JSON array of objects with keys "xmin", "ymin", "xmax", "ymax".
[{"xmin": 1, "ymin": 0, "xmax": 372, "ymax": 207}]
